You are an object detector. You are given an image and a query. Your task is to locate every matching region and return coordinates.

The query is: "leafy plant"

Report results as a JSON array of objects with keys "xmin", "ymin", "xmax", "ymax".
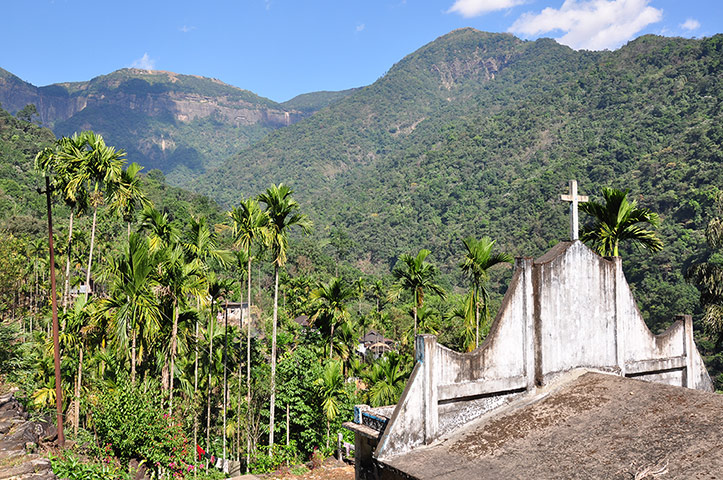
[{"xmin": 50, "ymin": 451, "xmax": 132, "ymax": 480}]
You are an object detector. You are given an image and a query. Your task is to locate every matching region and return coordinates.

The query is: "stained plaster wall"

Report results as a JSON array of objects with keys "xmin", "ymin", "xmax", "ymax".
[{"xmin": 374, "ymin": 240, "xmax": 713, "ymax": 462}]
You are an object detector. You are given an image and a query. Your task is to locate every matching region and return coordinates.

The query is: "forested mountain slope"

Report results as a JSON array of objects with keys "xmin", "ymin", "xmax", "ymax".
[
  {"xmin": 0, "ymin": 106, "xmax": 224, "ymax": 240},
  {"xmin": 196, "ymin": 29, "xmax": 723, "ymax": 332},
  {"xmin": 0, "ymin": 68, "xmax": 324, "ymax": 186}
]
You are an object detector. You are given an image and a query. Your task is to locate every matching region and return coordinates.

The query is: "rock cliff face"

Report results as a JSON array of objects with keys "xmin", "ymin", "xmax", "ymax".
[
  {"xmin": 0, "ymin": 68, "xmax": 308, "ymax": 183},
  {"xmin": 0, "ymin": 68, "xmax": 303, "ymax": 130}
]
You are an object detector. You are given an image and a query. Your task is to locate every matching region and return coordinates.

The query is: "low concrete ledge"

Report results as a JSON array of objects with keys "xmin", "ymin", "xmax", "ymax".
[
  {"xmin": 625, "ymin": 356, "xmax": 686, "ymax": 376},
  {"xmin": 437, "ymin": 375, "xmax": 527, "ymax": 402},
  {"xmin": 344, "ymin": 422, "xmax": 383, "ymax": 440}
]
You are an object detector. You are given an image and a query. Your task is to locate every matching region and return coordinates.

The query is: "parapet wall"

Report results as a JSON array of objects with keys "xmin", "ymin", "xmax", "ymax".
[{"xmin": 372, "ymin": 240, "xmax": 713, "ymax": 461}]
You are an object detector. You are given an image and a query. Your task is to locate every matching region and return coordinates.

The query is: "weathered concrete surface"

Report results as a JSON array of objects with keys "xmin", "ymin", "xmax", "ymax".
[
  {"xmin": 348, "ymin": 240, "xmax": 715, "ymax": 478},
  {"xmin": 384, "ymin": 372, "xmax": 723, "ymax": 479}
]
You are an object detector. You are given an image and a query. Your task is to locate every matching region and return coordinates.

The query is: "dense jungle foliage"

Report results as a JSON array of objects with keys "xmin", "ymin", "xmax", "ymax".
[
  {"xmin": 196, "ymin": 29, "xmax": 723, "ymax": 343},
  {"xmin": 0, "ymin": 27, "xmax": 722, "ymax": 478}
]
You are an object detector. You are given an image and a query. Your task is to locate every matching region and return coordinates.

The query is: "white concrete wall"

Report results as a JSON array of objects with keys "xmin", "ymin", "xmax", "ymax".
[{"xmin": 372, "ymin": 240, "xmax": 714, "ymax": 462}]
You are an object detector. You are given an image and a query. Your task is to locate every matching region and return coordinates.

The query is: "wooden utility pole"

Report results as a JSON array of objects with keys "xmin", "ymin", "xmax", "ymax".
[{"xmin": 43, "ymin": 176, "xmax": 65, "ymax": 447}]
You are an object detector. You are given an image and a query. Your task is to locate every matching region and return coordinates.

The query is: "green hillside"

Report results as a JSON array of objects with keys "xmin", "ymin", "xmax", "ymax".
[
  {"xmin": 194, "ymin": 29, "xmax": 723, "ymax": 334},
  {"xmin": 0, "ymin": 106, "xmax": 225, "ymax": 241},
  {"xmin": 280, "ymin": 87, "xmax": 361, "ymax": 113}
]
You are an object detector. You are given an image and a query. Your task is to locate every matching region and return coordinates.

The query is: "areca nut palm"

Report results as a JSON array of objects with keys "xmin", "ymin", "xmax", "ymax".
[
  {"xmin": 157, "ymin": 243, "xmax": 208, "ymax": 415},
  {"xmin": 579, "ymin": 187, "xmax": 663, "ymax": 257},
  {"xmin": 61, "ymin": 131, "xmax": 125, "ymax": 300},
  {"xmin": 101, "ymin": 232, "xmax": 161, "ymax": 385},
  {"xmin": 258, "ymin": 183, "xmax": 311, "ymax": 450},
  {"xmin": 460, "ymin": 236, "xmax": 512, "ymax": 349},
  {"xmin": 139, "ymin": 205, "xmax": 181, "ymax": 253},
  {"xmin": 390, "ymin": 249, "xmax": 445, "ymax": 338},
  {"xmin": 311, "ymin": 277, "xmax": 355, "ymax": 359},
  {"xmin": 228, "ymin": 197, "xmax": 268, "ymax": 469},
  {"xmin": 367, "ymin": 352, "xmax": 410, "ymax": 407},
  {"xmin": 108, "ymin": 162, "xmax": 151, "ymax": 239},
  {"xmin": 35, "ymin": 136, "xmax": 90, "ymax": 312},
  {"xmin": 315, "ymin": 360, "xmax": 346, "ymax": 448}
]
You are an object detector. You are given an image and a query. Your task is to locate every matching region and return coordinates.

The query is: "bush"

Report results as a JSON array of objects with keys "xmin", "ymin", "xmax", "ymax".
[
  {"xmin": 50, "ymin": 451, "xmax": 132, "ymax": 480},
  {"xmin": 248, "ymin": 442, "xmax": 301, "ymax": 474},
  {"xmin": 92, "ymin": 379, "xmax": 192, "ymax": 477}
]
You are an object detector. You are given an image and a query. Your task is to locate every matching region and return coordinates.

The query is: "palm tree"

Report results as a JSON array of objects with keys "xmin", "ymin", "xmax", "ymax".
[
  {"xmin": 258, "ymin": 183, "xmax": 311, "ymax": 450},
  {"xmin": 34, "ymin": 138, "xmax": 89, "ymax": 312},
  {"xmin": 445, "ymin": 293, "xmax": 476, "ymax": 352},
  {"xmin": 686, "ymin": 193, "xmax": 723, "ymax": 342},
  {"xmin": 205, "ymin": 277, "xmax": 231, "ymax": 463},
  {"xmin": 228, "ymin": 198, "xmax": 268, "ymax": 469},
  {"xmin": 70, "ymin": 132, "xmax": 125, "ymax": 300},
  {"xmin": 390, "ymin": 249, "xmax": 445, "ymax": 338},
  {"xmin": 61, "ymin": 296, "xmax": 91, "ymax": 436},
  {"xmin": 156, "ymin": 244, "xmax": 207, "ymax": 414},
  {"xmin": 101, "ymin": 233, "xmax": 161, "ymax": 385},
  {"xmin": 460, "ymin": 236, "xmax": 512, "ymax": 349},
  {"xmin": 139, "ymin": 206, "xmax": 180, "ymax": 252},
  {"xmin": 366, "ymin": 352, "xmax": 410, "ymax": 407},
  {"xmin": 311, "ymin": 277, "xmax": 355, "ymax": 359},
  {"xmin": 315, "ymin": 360, "xmax": 346, "ymax": 449},
  {"xmin": 580, "ymin": 187, "xmax": 663, "ymax": 257},
  {"xmin": 414, "ymin": 304, "xmax": 440, "ymax": 336},
  {"xmin": 108, "ymin": 163, "xmax": 151, "ymax": 239}
]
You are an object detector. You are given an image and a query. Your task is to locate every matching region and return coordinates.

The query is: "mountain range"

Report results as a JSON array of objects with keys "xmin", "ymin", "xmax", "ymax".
[
  {"xmin": 0, "ymin": 67, "xmax": 354, "ymax": 186},
  {"xmin": 192, "ymin": 28, "xmax": 723, "ymax": 332},
  {"xmin": 2, "ymin": 28, "xmax": 722, "ymax": 333}
]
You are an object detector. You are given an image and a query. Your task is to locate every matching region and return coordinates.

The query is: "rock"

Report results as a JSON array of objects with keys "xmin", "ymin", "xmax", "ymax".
[{"xmin": 0, "ymin": 392, "xmax": 56, "ymax": 480}]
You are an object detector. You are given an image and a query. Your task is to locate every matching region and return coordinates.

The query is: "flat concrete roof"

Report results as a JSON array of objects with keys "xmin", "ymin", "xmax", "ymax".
[{"xmin": 384, "ymin": 372, "xmax": 723, "ymax": 479}]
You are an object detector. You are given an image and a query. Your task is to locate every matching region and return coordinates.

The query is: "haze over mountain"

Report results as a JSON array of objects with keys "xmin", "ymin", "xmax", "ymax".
[
  {"xmin": 0, "ymin": 67, "xmax": 355, "ymax": 186},
  {"xmin": 193, "ymin": 28, "xmax": 723, "ymax": 330}
]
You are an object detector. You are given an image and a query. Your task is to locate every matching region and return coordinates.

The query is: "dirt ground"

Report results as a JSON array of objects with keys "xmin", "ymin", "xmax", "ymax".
[{"xmin": 260, "ymin": 459, "xmax": 354, "ymax": 480}]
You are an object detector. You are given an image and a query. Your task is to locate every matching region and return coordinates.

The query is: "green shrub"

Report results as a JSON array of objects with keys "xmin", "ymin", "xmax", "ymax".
[
  {"xmin": 248, "ymin": 442, "xmax": 301, "ymax": 474},
  {"xmin": 50, "ymin": 451, "xmax": 132, "ymax": 480},
  {"xmin": 92, "ymin": 379, "xmax": 192, "ymax": 477}
]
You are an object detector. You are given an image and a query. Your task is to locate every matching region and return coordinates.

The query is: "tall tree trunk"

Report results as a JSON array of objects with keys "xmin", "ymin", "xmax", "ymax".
[
  {"xmin": 329, "ymin": 324, "xmax": 335, "ymax": 359},
  {"xmin": 223, "ymin": 300, "xmax": 228, "ymax": 462},
  {"xmin": 475, "ymin": 287, "xmax": 480, "ymax": 350},
  {"xmin": 413, "ymin": 304, "xmax": 418, "ymax": 339},
  {"xmin": 63, "ymin": 211, "xmax": 74, "ymax": 313},
  {"xmin": 131, "ymin": 329, "xmax": 137, "ymax": 384},
  {"xmin": 246, "ymin": 256, "xmax": 252, "ymax": 472},
  {"xmin": 84, "ymin": 207, "xmax": 98, "ymax": 301},
  {"xmin": 74, "ymin": 346, "xmax": 83, "ymax": 437},
  {"xmin": 237, "ymin": 359, "xmax": 242, "ymax": 463},
  {"xmin": 206, "ymin": 305, "xmax": 214, "ymax": 470},
  {"xmin": 194, "ymin": 317, "xmax": 199, "ymax": 477},
  {"xmin": 169, "ymin": 298, "xmax": 178, "ymax": 415},
  {"xmin": 268, "ymin": 265, "xmax": 279, "ymax": 452}
]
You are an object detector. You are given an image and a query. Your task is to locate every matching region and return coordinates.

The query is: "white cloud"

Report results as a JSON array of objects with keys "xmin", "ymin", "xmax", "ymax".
[
  {"xmin": 447, "ymin": 0, "xmax": 528, "ymax": 17},
  {"xmin": 509, "ymin": 0, "xmax": 663, "ymax": 50},
  {"xmin": 356, "ymin": 23, "xmax": 366, "ymax": 32},
  {"xmin": 179, "ymin": 25, "xmax": 196, "ymax": 33},
  {"xmin": 131, "ymin": 53, "xmax": 155, "ymax": 71},
  {"xmin": 680, "ymin": 18, "xmax": 700, "ymax": 31}
]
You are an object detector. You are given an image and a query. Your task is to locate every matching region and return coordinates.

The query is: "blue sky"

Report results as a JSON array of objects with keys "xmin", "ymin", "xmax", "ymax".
[{"xmin": 1, "ymin": 0, "xmax": 720, "ymax": 102}]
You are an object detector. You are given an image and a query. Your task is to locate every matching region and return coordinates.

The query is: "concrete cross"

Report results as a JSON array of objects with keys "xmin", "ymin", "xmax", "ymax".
[{"xmin": 560, "ymin": 179, "xmax": 588, "ymax": 241}]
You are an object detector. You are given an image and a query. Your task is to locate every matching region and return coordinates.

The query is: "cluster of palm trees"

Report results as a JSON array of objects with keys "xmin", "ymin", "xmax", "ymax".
[{"xmin": 26, "ymin": 133, "xmax": 684, "ymax": 474}]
